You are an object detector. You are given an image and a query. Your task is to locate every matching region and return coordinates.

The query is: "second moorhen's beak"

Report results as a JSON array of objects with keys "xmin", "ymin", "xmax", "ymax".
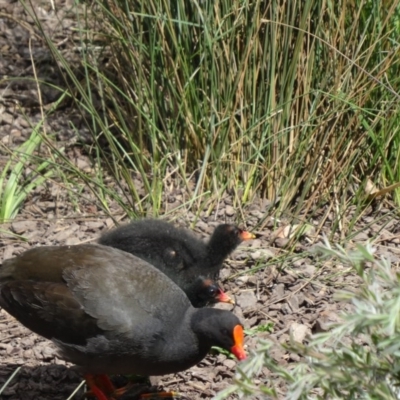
[
  {"xmin": 216, "ymin": 288, "xmax": 235, "ymax": 305},
  {"xmin": 239, "ymin": 230, "xmax": 256, "ymax": 241},
  {"xmin": 230, "ymin": 325, "xmax": 247, "ymax": 360}
]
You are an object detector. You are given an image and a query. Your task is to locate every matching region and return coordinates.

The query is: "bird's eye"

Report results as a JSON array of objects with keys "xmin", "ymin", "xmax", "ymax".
[
  {"xmin": 207, "ymin": 286, "xmax": 217, "ymax": 296},
  {"xmin": 221, "ymin": 328, "xmax": 229, "ymax": 336}
]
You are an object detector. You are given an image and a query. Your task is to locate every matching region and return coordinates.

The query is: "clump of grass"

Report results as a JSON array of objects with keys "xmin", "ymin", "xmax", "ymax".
[
  {"xmin": 19, "ymin": 0, "xmax": 400, "ymax": 233},
  {"xmin": 0, "ymin": 128, "xmax": 54, "ymax": 223},
  {"xmin": 215, "ymin": 239, "xmax": 400, "ymax": 399},
  {"xmin": 89, "ymin": 0, "xmax": 400, "ymax": 216}
]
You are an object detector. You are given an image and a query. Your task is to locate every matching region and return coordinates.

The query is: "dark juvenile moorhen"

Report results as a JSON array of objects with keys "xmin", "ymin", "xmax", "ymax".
[
  {"xmin": 190, "ymin": 276, "xmax": 234, "ymax": 307},
  {"xmin": 0, "ymin": 244, "xmax": 246, "ymax": 400},
  {"xmin": 98, "ymin": 219, "xmax": 255, "ymax": 304}
]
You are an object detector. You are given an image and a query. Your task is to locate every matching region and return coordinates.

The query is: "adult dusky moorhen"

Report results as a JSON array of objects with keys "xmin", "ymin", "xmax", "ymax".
[
  {"xmin": 0, "ymin": 244, "xmax": 246, "ymax": 400},
  {"xmin": 98, "ymin": 219, "xmax": 255, "ymax": 304}
]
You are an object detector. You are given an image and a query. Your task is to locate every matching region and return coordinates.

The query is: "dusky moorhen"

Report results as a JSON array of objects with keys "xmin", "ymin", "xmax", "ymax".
[
  {"xmin": 0, "ymin": 244, "xmax": 246, "ymax": 400},
  {"xmin": 190, "ymin": 276, "xmax": 234, "ymax": 307},
  {"xmin": 98, "ymin": 219, "xmax": 255, "ymax": 304}
]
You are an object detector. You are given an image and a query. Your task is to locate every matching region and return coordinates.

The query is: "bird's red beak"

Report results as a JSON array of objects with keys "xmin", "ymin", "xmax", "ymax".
[
  {"xmin": 239, "ymin": 230, "xmax": 256, "ymax": 241},
  {"xmin": 216, "ymin": 288, "xmax": 235, "ymax": 305},
  {"xmin": 231, "ymin": 325, "xmax": 246, "ymax": 360}
]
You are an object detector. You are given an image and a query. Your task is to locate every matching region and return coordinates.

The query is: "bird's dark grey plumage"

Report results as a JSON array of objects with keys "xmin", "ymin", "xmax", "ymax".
[
  {"xmin": 0, "ymin": 244, "xmax": 245, "ymax": 376},
  {"xmin": 98, "ymin": 219, "xmax": 254, "ymax": 306}
]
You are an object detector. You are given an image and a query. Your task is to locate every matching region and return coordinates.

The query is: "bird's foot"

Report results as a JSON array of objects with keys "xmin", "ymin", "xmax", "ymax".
[{"xmin": 84, "ymin": 374, "xmax": 179, "ymax": 400}]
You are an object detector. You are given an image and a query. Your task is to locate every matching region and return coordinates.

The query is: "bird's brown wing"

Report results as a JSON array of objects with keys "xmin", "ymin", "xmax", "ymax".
[
  {"xmin": 62, "ymin": 248, "xmax": 191, "ymax": 341},
  {"xmin": 1, "ymin": 244, "xmax": 191, "ymax": 345},
  {"xmin": 0, "ymin": 244, "xmax": 105, "ymax": 283},
  {"xmin": 0, "ymin": 280, "xmax": 103, "ymax": 345}
]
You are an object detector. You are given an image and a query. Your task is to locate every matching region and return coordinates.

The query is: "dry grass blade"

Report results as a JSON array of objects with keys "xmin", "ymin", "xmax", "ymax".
[{"xmin": 0, "ymin": 366, "xmax": 21, "ymax": 395}]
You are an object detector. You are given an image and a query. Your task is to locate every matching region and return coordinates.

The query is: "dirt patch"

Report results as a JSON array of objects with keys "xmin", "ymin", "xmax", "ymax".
[{"xmin": 2, "ymin": 201, "xmax": 399, "ymax": 399}]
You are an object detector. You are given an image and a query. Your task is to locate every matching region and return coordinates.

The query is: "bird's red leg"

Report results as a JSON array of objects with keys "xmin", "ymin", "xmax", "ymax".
[
  {"xmin": 84, "ymin": 374, "xmax": 109, "ymax": 400},
  {"xmin": 85, "ymin": 374, "xmax": 178, "ymax": 399},
  {"xmin": 96, "ymin": 374, "xmax": 117, "ymax": 395}
]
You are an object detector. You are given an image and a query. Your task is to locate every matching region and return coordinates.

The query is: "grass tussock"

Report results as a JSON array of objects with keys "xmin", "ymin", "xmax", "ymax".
[{"xmin": 9, "ymin": 0, "xmax": 400, "ymax": 230}]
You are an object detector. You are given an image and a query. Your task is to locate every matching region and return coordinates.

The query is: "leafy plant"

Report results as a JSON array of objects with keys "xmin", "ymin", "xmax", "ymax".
[
  {"xmin": 0, "ymin": 128, "xmax": 54, "ymax": 223},
  {"xmin": 215, "ymin": 240, "xmax": 400, "ymax": 399}
]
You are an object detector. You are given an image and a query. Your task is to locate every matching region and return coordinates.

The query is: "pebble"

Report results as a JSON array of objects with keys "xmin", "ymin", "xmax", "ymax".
[
  {"xmin": 300, "ymin": 263, "xmax": 316, "ymax": 277},
  {"xmin": 271, "ymin": 283, "xmax": 285, "ymax": 298},
  {"xmin": 84, "ymin": 221, "xmax": 105, "ymax": 231},
  {"xmin": 288, "ymin": 295, "xmax": 299, "ymax": 311},
  {"xmin": 11, "ymin": 220, "xmax": 38, "ymax": 234},
  {"xmin": 274, "ymin": 237, "xmax": 290, "ymax": 248},
  {"xmin": 250, "ymin": 248, "xmax": 274, "ymax": 260},
  {"xmin": 236, "ymin": 290, "xmax": 258, "ymax": 311},
  {"xmin": 235, "ymin": 275, "xmax": 249, "ymax": 285},
  {"xmin": 0, "ymin": 112, "xmax": 14, "ymax": 125},
  {"xmin": 223, "ymin": 359, "xmax": 237, "ymax": 369},
  {"xmin": 23, "ymin": 349, "xmax": 33, "ymax": 359},
  {"xmin": 352, "ymin": 231, "xmax": 369, "ymax": 241},
  {"xmin": 225, "ymin": 205, "xmax": 235, "ymax": 217},
  {"xmin": 52, "ymin": 225, "xmax": 80, "ymax": 242},
  {"xmin": 289, "ymin": 322, "xmax": 311, "ymax": 343}
]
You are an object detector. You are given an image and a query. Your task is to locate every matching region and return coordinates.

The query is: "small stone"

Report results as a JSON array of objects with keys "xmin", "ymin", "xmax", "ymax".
[
  {"xmin": 289, "ymin": 352, "xmax": 301, "ymax": 362},
  {"xmin": 235, "ymin": 275, "xmax": 249, "ymax": 285},
  {"xmin": 84, "ymin": 221, "xmax": 105, "ymax": 230},
  {"xmin": 275, "ymin": 237, "xmax": 290, "ymax": 248},
  {"xmin": 277, "ymin": 274, "xmax": 297, "ymax": 284},
  {"xmin": 313, "ymin": 310, "xmax": 342, "ymax": 333},
  {"xmin": 289, "ymin": 322, "xmax": 311, "ymax": 343},
  {"xmin": 15, "ymin": 116, "xmax": 30, "ymax": 128},
  {"xmin": 53, "ymin": 225, "xmax": 79, "ymax": 242},
  {"xmin": 271, "ymin": 283, "xmax": 285, "ymax": 298},
  {"xmin": 223, "ymin": 359, "xmax": 237, "ymax": 369},
  {"xmin": 288, "ymin": 295, "xmax": 299, "ymax": 311},
  {"xmin": 65, "ymin": 237, "xmax": 81, "ymax": 246},
  {"xmin": 250, "ymin": 249, "xmax": 274, "ymax": 261},
  {"xmin": 236, "ymin": 290, "xmax": 257, "ymax": 311},
  {"xmin": 42, "ymin": 344, "xmax": 56, "ymax": 359},
  {"xmin": 0, "ymin": 112, "xmax": 14, "ymax": 125},
  {"xmin": 225, "ymin": 205, "xmax": 235, "ymax": 217},
  {"xmin": 10, "ymin": 128, "xmax": 22, "ymax": 137},
  {"xmin": 269, "ymin": 346, "xmax": 286, "ymax": 362},
  {"xmin": 1, "ymin": 134, "xmax": 10, "ymax": 144},
  {"xmin": 195, "ymin": 220, "xmax": 208, "ymax": 233},
  {"xmin": 353, "ymin": 231, "xmax": 369, "ymax": 242},
  {"xmin": 76, "ymin": 157, "xmax": 91, "ymax": 171},
  {"xmin": 300, "ymin": 264, "xmax": 316, "ymax": 277},
  {"xmin": 232, "ymin": 251, "xmax": 248, "ymax": 260},
  {"xmin": 11, "ymin": 220, "xmax": 37, "ymax": 234},
  {"xmin": 23, "ymin": 349, "xmax": 33, "ymax": 359},
  {"xmin": 249, "ymin": 209, "xmax": 263, "ymax": 218},
  {"xmin": 292, "ymin": 258, "xmax": 306, "ymax": 267},
  {"xmin": 246, "ymin": 315, "xmax": 258, "ymax": 327}
]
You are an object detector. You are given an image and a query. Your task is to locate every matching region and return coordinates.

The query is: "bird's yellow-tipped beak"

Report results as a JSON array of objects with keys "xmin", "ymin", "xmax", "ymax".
[
  {"xmin": 216, "ymin": 289, "xmax": 235, "ymax": 305},
  {"xmin": 239, "ymin": 230, "xmax": 256, "ymax": 241}
]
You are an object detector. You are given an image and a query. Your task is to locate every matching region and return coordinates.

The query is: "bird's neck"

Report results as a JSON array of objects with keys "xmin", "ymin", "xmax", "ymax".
[
  {"xmin": 206, "ymin": 240, "xmax": 231, "ymax": 265},
  {"xmin": 190, "ymin": 308, "xmax": 221, "ymax": 347},
  {"xmin": 157, "ymin": 308, "xmax": 209, "ymax": 370}
]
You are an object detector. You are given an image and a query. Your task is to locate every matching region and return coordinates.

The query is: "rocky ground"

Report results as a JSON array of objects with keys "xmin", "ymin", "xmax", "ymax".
[{"xmin": 1, "ymin": 0, "xmax": 400, "ymax": 399}]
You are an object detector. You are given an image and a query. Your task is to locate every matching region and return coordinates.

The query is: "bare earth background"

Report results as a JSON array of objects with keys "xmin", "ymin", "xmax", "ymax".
[{"xmin": 1, "ymin": 0, "xmax": 400, "ymax": 398}]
